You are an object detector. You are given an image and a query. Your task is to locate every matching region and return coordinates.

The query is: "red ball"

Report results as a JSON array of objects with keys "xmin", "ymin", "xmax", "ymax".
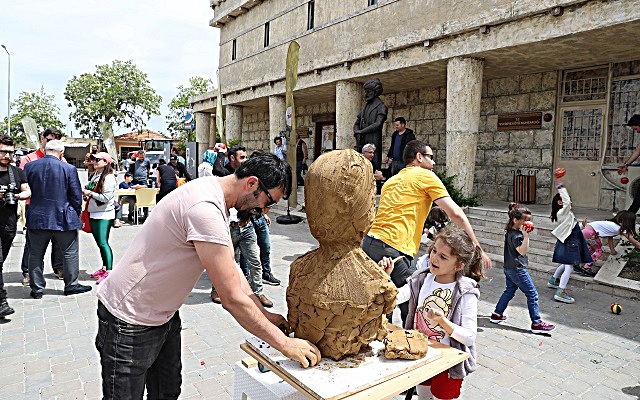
[
  {"xmin": 554, "ymin": 167, "xmax": 566, "ymax": 178},
  {"xmin": 523, "ymin": 221, "xmax": 535, "ymax": 233},
  {"xmin": 621, "ymin": 177, "xmax": 629, "ymax": 184}
]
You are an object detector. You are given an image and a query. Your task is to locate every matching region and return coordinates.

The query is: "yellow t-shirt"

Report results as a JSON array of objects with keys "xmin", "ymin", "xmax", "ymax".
[{"xmin": 368, "ymin": 166, "xmax": 449, "ymax": 257}]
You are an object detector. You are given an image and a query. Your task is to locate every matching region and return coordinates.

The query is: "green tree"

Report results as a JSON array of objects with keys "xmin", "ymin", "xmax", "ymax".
[
  {"xmin": 165, "ymin": 76, "xmax": 214, "ymax": 146},
  {"xmin": 0, "ymin": 87, "xmax": 65, "ymax": 146},
  {"xmin": 64, "ymin": 60, "xmax": 162, "ymax": 137}
]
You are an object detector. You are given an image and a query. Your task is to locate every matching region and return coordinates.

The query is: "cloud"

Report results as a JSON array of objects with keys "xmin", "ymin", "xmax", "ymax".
[{"xmin": 0, "ymin": 0, "xmax": 220, "ymax": 136}]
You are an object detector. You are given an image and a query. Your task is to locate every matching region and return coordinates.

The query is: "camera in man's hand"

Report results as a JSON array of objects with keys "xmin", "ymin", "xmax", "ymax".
[{"xmin": 0, "ymin": 183, "xmax": 20, "ymax": 205}]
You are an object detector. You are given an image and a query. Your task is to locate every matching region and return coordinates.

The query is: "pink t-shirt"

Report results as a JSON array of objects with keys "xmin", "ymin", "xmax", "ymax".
[{"xmin": 97, "ymin": 177, "xmax": 230, "ymax": 326}]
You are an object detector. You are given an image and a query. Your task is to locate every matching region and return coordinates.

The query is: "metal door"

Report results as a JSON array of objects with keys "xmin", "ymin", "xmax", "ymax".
[{"xmin": 555, "ymin": 106, "xmax": 605, "ymax": 208}]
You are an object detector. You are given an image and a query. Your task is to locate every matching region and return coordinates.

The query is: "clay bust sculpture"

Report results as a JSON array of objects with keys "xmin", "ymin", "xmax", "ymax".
[
  {"xmin": 353, "ymin": 77, "xmax": 388, "ymax": 167},
  {"xmin": 286, "ymin": 149, "xmax": 397, "ymax": 361}
]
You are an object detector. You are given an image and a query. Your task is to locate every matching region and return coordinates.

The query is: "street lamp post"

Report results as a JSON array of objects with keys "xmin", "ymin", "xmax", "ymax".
[{"xmin": 0, "ymin": 45, "xmax": 9, "ymax": 136}]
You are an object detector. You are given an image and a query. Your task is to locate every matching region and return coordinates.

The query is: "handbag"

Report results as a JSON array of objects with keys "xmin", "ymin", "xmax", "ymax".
[{"xmin": 81, "ymin": 199, "xmax": 92, "ymax": 233}]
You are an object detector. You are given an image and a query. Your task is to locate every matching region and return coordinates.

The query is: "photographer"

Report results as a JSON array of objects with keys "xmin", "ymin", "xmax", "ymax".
[{"xmin": 0, "ymin": 135, "xmax": 31, "ymax": 318}]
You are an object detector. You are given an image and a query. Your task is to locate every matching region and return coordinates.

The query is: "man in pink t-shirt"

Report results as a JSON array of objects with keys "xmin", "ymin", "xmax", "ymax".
[{"xmin": 95, "ymin": 153, "xmax": 321, "ymax": 399}]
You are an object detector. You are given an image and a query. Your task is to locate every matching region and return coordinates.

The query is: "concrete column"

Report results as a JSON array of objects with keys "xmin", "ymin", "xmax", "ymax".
[
  {"xmin": 208, "ymin": 112, "xmax": 217, "ymax": 148},
  {"xmin": 226, "ymin": 105, "xmax": 243, "ymax": 144},
  {"xmin": 446, "ymin": 57, "xmax": 484, "ymax": 197},
  {"xmin": 269, "ymin": 96, "xmax": 286, "ymax": 152},
  {"xmin": 195, "ymin": 112, "xmax": 211, "ymax": 167},
  {"xmin": 335, "ymin": 81, "xmax": 363, "ymax": 151}
]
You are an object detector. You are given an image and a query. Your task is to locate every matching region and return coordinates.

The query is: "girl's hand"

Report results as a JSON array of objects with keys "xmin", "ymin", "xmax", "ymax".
[
  {"xmin": 378, "ymin": 257, "xmax": 394, "ymax": 275},
  {"xmin": 426, "ymin": 307, "xmax": 445, "ymax": 324},
  {"xmin": 82, "ymin": 189, "xmax": 91, "ymax": 196}
]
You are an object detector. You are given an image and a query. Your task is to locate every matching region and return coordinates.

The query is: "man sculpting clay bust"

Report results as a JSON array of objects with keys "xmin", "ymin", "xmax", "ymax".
[{"xmin": 354, "ymin": 78, "xmax": 388, "ymax": 166}]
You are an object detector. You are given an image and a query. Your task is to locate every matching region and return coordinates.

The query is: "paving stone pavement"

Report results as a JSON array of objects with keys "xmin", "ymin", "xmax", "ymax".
[{"xmin": 0, "ymin": 218, "xmax": 639, "ymax": 399}]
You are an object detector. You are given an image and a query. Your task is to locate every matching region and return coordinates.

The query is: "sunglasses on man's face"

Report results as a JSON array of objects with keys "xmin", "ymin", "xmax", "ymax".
[
  {"xmin": 257, "ymin": 179, "xmax": 277, "ymax": 208},
  {"xmin": 421, "ymin": 152, "xmax": 434, "ymax": 160}
]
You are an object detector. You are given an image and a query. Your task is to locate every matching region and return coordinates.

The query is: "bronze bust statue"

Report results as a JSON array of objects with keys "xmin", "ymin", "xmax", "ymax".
[{"xmin": 354, "ymin": 78, "xmax": 388, "ymax": 166}]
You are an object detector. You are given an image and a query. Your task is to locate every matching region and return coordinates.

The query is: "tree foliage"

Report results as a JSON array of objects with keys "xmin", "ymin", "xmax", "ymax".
[
  {"xmin": 64, "ymin": 60, "xmax": 162, "ymax": 137},
  {"xmin": 0, "ymin": 87, "xmax": 65, "ymax": 146},
  {"xmin": 434, "ymin": 169, "xmax": 481, "ymax": 207},
  {"xmin": 165, "ymin": 76, "xmax": 214, "ymax": 146}
]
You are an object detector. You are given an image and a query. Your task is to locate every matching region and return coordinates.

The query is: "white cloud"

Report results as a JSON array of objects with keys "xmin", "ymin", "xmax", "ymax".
[{"xmin": 0, "ymin": 0, "xmax": 220, "ymax": 136}]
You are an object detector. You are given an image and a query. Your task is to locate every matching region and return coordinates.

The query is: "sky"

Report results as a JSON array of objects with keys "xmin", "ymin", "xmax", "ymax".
[{"xmin": 0, "ymin": 0, "xmax": 219, "ymax": 137}]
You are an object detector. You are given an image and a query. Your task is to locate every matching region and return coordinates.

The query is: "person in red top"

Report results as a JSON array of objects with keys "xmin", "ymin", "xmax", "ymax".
[{"xmin": 18, "ymin": 128, "xmax": 65, "ymax": 285}]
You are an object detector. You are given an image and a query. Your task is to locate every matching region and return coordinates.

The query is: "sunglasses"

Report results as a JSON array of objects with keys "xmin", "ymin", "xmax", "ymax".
[
  {"xmin": 92, "ymin": 158, "xmax": 104, "ymax": 162},
  {"xmin": 257, "ymin": 178, "xmax": 276, "ymax": 208},
  {"xmin": 421, "ymin": 152, "xmax": 434, "ymax": 160},
  {"xmin": 0, "ymin": 150, "xmax": 15, "ymax": 156}
]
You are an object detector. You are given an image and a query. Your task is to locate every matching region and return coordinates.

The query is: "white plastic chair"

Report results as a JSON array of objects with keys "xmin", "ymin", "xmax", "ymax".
[{"xmin": 134, "ymin": 188, "xmax": 157, "ymax": 224}]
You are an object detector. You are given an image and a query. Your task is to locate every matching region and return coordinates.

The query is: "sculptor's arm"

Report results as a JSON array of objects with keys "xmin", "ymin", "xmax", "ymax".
[
  {"xmin": 196, "ymin": 241, "xmax": 321, "ymax": 368},
  {"xmin": 435, "ymin": 196, "xmax": 493, "ymax": 269}
]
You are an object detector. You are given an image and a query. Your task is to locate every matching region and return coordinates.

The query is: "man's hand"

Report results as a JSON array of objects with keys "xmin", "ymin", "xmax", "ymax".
[
  {"xmin": 374, "ymin": 170, "xmax": 383, "ymax": 180},
  {"xmin": 264, "ymin": 214, "xmax": 271, "ymax": 226},
  {"xmin": 618, "ymin": 165, "xmax": 628, "ymax": 175},
  {"xmin": 278, "ymin": 337, "xmax": 322, "ymax": 368},
  {"xmin": 263, "ymin": 311, "xmax": 292, "ymax": 335}
]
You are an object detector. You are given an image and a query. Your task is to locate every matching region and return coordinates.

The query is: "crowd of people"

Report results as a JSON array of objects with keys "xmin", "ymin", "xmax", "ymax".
[{"xmin": 2, "ymin": 117, "xmax": 639, "ymax": 400}]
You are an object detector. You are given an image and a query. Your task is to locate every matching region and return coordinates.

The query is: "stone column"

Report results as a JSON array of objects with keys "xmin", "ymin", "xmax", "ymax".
[
  {"xmin": 446, "ymin": 57, "xmax": 484, "ymax": 197},
  {"xmin": 269, "ymin": 95, "xmax": 286, "ymax": 152},
  {"xmin": 335, "ymin": 81, "xmax": 363, "ymax": 151},
  {"xmin": 225, "ymin": 105, "xmax": 244, "ymax": 144},
  {"xmin": 195, "ymin": 112, "xmax": 211, "ymax": 167}
]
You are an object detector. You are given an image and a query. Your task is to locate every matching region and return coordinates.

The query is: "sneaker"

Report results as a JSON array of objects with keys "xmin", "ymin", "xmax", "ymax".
[
  {"xmin": 531, "ymin": 321, "xmax": 556, "ymax": 333},
  {"xmin": 575, "ymin": 265, "xmax": 596, "ymax": 277},
  {"xmin": 54, "ymin": 269, "xmax": 64, "ymax": 280},
  {"xmin": 262, "ymin": 273, "xmax": 281, "ymax": 286},
  {"xmin": 547, "ymin": 277, "xmax": 560, "ymax": 289},
  {"xmin": 210, "ymin": 289, "xmax": 221, "ymax": 304},
  {"xmin": 490, "ymin": 312, "xmax": 508, "ymax": 324},
  {"xmin": 554, "ymin": 288, "xmax": 575, "ymax": 304},
  {"xmin": 96, "ymin": 271, "xmax": 109, "ymax": 284},
  {"xmin": 113, "ymin": 219, "xmax": 123, "ymax": 228},
  {"xmin": 90, "ymin": 268, "xmax": 106, "ymax": 278},
  {"xmin": 63, "ymin": 284, "xmax": 92, "ymax": 296},
  {"xmin": 30, "ymin": 291, "xmax": 43, "ymax": 299},
  {"xmin": 258, "ymin": 294, "xmax": 274, "ymax": 308},
  {"xmin": 0, "ymin": 299, "xmax": 15, "ymax": 317},
  {"xmin": 22, "ymin": 275, "xmax": 30, "ymax": 287}
]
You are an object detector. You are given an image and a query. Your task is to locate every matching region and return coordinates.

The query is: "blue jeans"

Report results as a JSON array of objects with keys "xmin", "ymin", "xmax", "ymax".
[
  {"xmin": 230, "ymin": 223, "xmax": 263, "ymax": 296},
  {"xmin": 494, "ymin": 268, "xmax": 541, "ymax": 323},
  {"xmin": 240, "ymin": 216, "xmax": 271, "ymax": 276},
  {"xmin": 96, "ymin": 301, "xmax": 182, "ymax": 399}
]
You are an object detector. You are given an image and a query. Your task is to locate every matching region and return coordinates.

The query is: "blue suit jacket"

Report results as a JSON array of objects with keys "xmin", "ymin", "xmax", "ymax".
[{"xmin": 25, "ymin": 155, "xmax": 83, "ymax": 231}]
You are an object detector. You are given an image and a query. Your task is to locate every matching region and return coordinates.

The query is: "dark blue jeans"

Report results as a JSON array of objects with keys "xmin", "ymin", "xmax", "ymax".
[
  {"xmin": 0, "ymin": 230, "xmax": 16, "ymax": 299},
  {"xmin": 361, "ymin": 235, "xmax": 414, "ymax": 324},
  {"xmin": 240, "ymin": 215, "xmax": 271, "ymax": 276},
  {"xmin": 96, "ymin": 301, "xmax": 182, "ymax": 400},
  {"xmin": 494, "ymin": 268, "xmax": 541, "ymax": 323}
]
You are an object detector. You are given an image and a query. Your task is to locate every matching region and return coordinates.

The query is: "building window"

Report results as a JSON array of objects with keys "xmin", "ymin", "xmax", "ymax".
[
  {"xmin": 232, "ymin": 39, "xmax": 237, "ymax": 60},
  {"xmin": 307, "ymin": 0, "xmax": 315, "ymax": 30},
  {"xmin": 264, "ymin": 22, "xmax": 270, "ymax": 48},
  {"xmin": 368, "ymin": 0, "xmax": 378, "ymax": 6}
]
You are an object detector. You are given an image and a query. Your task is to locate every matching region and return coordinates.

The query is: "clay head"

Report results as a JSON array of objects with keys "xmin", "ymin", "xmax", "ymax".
[{"xmin": 304, "ymin": 149, "xmax": 376, "ymax": 243}]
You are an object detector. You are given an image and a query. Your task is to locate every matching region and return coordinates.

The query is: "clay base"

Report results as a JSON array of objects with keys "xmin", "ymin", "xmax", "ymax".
[{"xmin": 383, "ymin": 329, "xmax": 429, "ymax": 360}]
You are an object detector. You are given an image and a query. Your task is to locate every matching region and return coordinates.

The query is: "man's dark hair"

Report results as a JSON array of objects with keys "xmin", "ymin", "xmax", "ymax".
[
  {"xmin": 627, "ymin": 114, "xmax": 640, "ymax": 127},
  {"xmin": 394, "ymin": 117, "xmax": 406, "ymax": 125},
  {"xmin": 403, "ymin": 139, "xmax": 428, "ymax": 165},
  {"xmin": 0, "ymin": 135, "xmax": 14, "ymax": 147},
  {"xmin": 250, "ymin": 150, "xmax": 264, "ymax": 158},
  {"xmin": 42, "ymin": 128, "xmax": 62, "ymax": 139},
  {"xmin": 124, "ymin": 172, "xmax": 133, "ymax": 179},
  {"xmin": 228, "ymin": 145, "xmax": 246, "ymax": 160},
  {"xmin": 235, "ymin": 153, "xmax": 292, "ymax": 199}
]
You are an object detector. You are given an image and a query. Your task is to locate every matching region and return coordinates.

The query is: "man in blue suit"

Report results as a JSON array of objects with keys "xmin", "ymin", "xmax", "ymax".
[{"xmin": 24, "ymin": 140, "xmax": 91, "ymax": 298}]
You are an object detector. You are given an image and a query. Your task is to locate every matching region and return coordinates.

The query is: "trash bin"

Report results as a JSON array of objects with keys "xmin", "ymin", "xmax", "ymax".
[{"xmin": 512, "ymin": 169, "xmax": 538, "ymax": 204}]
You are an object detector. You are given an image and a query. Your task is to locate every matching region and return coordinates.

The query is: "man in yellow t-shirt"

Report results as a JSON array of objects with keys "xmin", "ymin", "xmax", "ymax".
[{"xmin": 362, "ymin": 140, "xmax": 491, "ymax": 323}]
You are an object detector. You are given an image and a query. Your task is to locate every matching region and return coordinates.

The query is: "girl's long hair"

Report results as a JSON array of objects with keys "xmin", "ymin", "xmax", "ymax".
[
  {"xmin": 607, "ymin": 210, "xmax": 636, "ymax": 235},
  {"xmin": 505, "ymin": 203, "xmax": 532, "ymax": 230},
  {"xmin": 550, "ymin": 193, "xmax": 563, "ymax": 222},
  {"xmin": 429, "ymin": 226, "xmax": 485, "ymax": 283},
  {"xmin": 93, "ymin": 163, "xmax": 114, "ymax": 206}
]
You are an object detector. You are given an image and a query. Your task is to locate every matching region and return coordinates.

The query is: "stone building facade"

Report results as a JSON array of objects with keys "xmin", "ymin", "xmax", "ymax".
[{"xmin": 192, "ymin": 0, "xmax": 640, "ymax": 209}]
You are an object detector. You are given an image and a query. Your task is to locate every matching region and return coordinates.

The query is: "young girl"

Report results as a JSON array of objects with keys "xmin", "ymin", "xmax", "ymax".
[
  {"xmin": 548, "ymin": 178, "xmax": 593, "ymax": 303},
  {"xmin": 579, "ymin": 211, "xmax": 637, "ymax": 272},
  {"xmin": 83, "ymin": 153, "xmax": 117, "ymax": 284},
  {"xmin": 490, "ymin": 204, "xmax": 556, "ymax": 333},
  {"xmin": 380, "ymin": 226, "xmax": 483, "ymax": 400}
]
